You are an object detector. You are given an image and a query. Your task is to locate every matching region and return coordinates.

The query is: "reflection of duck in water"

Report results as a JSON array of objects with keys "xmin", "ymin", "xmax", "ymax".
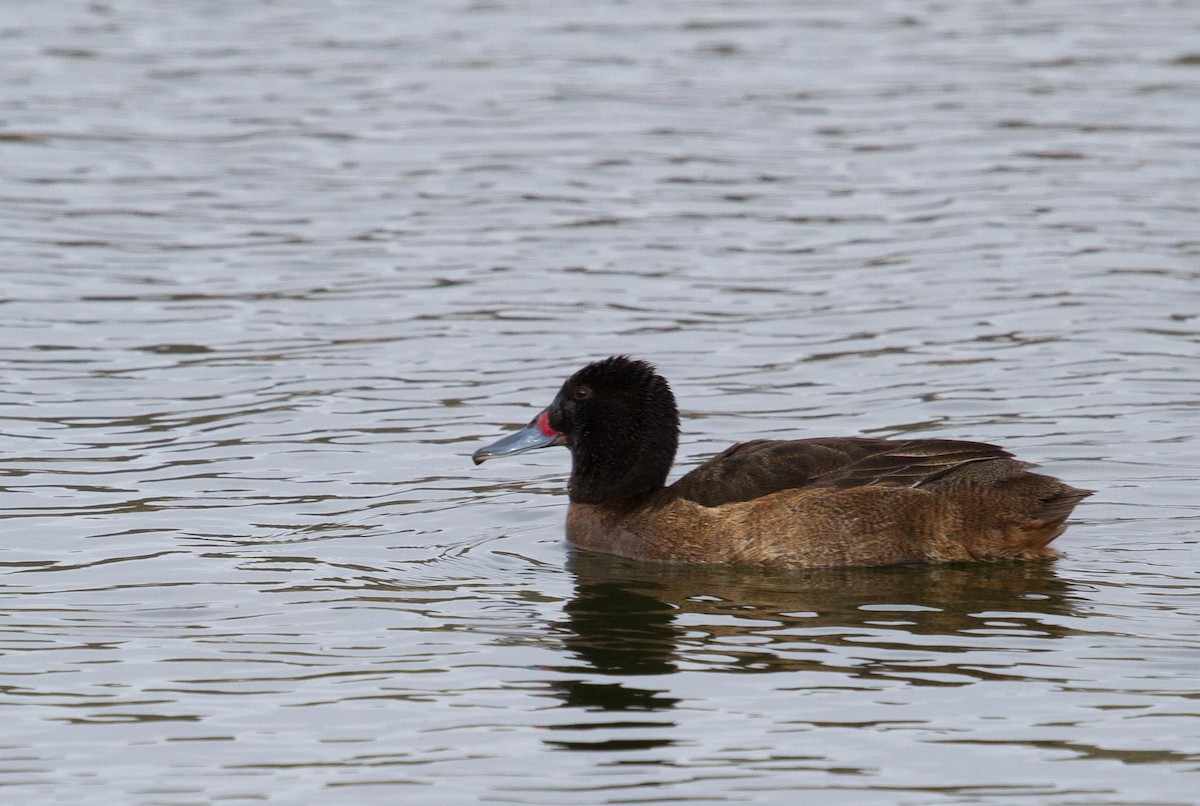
[
  {"xmin": 558, "ymin": 551, "xmax": 1081, "ymax": 680},
  {"xmin": 536, "ymin": 554, "xmax": 1082, "ymax": 754},
  {"xmin": 474, "ymin": 356, "xmax": 1091, "ymax": 570}
]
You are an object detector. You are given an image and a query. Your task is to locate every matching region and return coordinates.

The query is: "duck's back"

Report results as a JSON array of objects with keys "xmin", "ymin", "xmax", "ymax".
[{"xmin": 668, "ymin": 437, "xmax": 1019, "ymax": 506}]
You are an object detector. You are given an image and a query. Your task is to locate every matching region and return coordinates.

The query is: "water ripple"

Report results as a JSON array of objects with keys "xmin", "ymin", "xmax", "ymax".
[{"xmin": 2, "ymin": 0, "xmax": 1199, "ymax": 803}]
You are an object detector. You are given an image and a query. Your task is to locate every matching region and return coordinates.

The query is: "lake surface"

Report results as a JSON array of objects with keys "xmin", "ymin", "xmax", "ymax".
[{"xmin": 2, "ymin": 1, "xmax": 1199, "ymax": 803}]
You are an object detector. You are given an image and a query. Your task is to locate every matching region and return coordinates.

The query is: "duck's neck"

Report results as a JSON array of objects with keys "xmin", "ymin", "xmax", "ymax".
[{"xmin": 566, "ymin": 429, "xmax": 677, "ymax": 506}]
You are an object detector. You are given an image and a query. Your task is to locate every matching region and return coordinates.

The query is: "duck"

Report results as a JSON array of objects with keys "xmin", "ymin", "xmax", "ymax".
[{"xmin": 472, "ymin": 356, "xmax": 1092, "ymax": 570}]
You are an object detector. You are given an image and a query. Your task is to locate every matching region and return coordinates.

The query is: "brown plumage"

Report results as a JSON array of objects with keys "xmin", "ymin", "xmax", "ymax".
[{"xmin": 473, "ymin": 357, "xmax": 1092, "ymax": 571}]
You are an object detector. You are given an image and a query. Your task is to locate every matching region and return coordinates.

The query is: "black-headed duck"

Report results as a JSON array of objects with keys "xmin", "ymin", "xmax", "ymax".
[{"xmin": 473, "ymin": 356, "xmax": 1091, "ymax": 570}]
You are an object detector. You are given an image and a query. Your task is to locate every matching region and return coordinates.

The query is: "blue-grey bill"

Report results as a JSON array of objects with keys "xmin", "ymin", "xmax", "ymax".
[{"xmin": 472, "ymin": 424, "xmax": 562, "ymax": 465}]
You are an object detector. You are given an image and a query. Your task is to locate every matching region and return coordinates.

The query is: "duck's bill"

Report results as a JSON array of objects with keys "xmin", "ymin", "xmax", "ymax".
[{"xmin": 472, "ymin": 417, "xmax": 564, "ymax": 465}]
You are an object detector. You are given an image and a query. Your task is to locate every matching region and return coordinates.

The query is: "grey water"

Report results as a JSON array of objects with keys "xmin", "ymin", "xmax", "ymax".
[{"xmin": 2, "ymin": 1, "xmax": 1199, "ymax": 803}]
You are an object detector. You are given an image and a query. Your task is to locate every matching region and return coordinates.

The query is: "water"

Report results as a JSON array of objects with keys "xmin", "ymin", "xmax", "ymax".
[{"xmin": 2, "ymin": 1, "xmax": 1198, "ymax": 803}]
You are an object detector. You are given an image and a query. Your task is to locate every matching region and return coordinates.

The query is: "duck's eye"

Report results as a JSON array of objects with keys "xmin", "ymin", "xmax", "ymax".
[{"xmin": 573, "ymin": 385, "xmax": 592, "ymax": 401}]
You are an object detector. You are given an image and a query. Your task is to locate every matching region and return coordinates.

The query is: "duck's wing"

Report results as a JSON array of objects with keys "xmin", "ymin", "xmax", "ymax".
[
  {"xmin": 667, "ymin": 437, "xmax": 886, "ymax": 507},
  {"xmin": 670, "ymin": 437, "xmax": 1015, "ymax": 507},
  {"xmin": 820, "ymin": 439, "xmax": 1016, "ymax": 490}
]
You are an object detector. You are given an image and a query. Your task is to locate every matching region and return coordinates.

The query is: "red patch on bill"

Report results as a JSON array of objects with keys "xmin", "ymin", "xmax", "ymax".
[{"xmin": 535, "ymin": 411, "xmax": 557, "ymax": 436}]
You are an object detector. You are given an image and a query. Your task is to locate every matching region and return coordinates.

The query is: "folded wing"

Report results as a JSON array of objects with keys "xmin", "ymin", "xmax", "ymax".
[{"xmin": 670, "ymin": 437, "xmax": 1017, "ymax": 507}]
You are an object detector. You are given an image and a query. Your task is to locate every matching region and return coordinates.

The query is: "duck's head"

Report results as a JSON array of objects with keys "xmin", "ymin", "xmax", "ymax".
[{"xmin": 472, "ymin": 356, "xmax": 680, "ymax": 504}]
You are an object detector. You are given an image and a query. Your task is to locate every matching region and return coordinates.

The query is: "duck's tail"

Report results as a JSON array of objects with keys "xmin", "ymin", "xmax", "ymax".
[{"xmin": 1001, "ymin": 478, "xmax": 1093, "ymax": 558}]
